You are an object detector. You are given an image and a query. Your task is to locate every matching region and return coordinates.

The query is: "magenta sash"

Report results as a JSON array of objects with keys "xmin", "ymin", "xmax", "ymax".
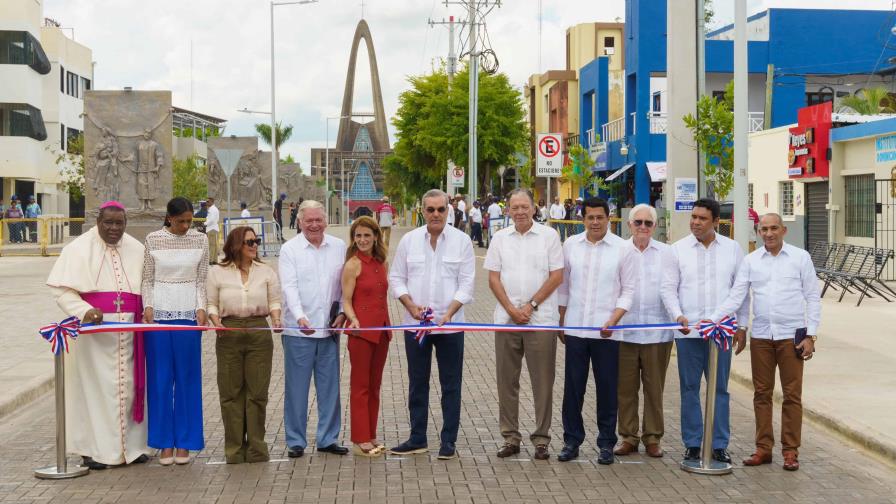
[{"xmin": 79, "ymin": 291, "xmax": 146, "ymax": 424}]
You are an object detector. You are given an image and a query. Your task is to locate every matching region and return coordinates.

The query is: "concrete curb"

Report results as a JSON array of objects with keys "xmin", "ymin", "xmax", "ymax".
[
  {"xmin": 728, "ymin": 369, "xmax": 896, "ymax": 464},
  {"xmin": 0, "ymin": 375, "xmax": 54, "ymax": 420}
]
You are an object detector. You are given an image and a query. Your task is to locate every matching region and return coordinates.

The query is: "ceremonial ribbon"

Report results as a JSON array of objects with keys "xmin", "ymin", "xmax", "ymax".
[
  {"xmin": 39, "ymin": 316, "xmax": 81, "ymax": 355},
  {"xmin": 697, "ymin": 315, "xmax": 738, "ymax": 351},
  {"xmin": 414, "ymin": 307, "xmax": 435, "ymax": 346}
]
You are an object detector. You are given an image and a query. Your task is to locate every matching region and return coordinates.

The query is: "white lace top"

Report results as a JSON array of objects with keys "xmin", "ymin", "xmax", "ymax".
[{"xmin": 142, "ymin": 228, "xmax": 209, "ymax": 321}]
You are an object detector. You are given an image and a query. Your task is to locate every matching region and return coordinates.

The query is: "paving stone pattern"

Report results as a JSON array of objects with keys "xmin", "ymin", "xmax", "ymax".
[{"xmin": 1, "ymin": 227, "xmax": 895, "ymax": 503}]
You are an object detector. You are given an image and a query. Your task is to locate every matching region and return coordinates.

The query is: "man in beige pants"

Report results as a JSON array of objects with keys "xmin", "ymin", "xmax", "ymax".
[{"xmin": 484, "ymin": 189, "xmax": 564, "ymax": 461}]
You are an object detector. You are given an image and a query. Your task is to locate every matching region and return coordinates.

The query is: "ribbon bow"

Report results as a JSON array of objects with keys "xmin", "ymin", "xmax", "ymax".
[
  {"xmin": 697, "ymin": 315, "xmax": 737, "ymax": 351},
  {"xmin": 39, "ymin": 316, "xmax": 81, "ymax": 355},
  {"xmin": 414, "ymin": 307, "xmax": 435, "ymax": 346}
]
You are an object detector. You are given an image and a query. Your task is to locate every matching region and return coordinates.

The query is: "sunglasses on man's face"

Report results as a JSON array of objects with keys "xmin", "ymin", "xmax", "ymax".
[
  {"xmin": 425, "ymin": 206, "xmax": 447, "ymax": 214},
  {"xmin": 633, "ymin": 219, "xmax": 654, "ymax": 228},
  {"xmin": 244, "ymin": 238, "xmax": 262, "ymax": 246}
]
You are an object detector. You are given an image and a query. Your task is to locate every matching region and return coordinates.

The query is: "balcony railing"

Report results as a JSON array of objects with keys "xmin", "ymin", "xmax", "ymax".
[
  {"xmin": 647, "ymin": 111, "xmax": 766, "ymax": 135},
  {"xmin": 601, "ymin": 117, "xmax": 625, "ymax": 143}
]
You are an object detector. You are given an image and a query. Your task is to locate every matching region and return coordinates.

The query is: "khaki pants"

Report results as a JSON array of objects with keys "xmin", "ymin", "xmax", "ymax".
[
  {"xmin": 216, "ymin": 316, "xmax": 273, "ymax": 463},
  {"xmin": 495, "ymin": 331, "xmax": 556, "ymax": 446},
  {"xmin": 382, "ymin": 226, "xmax": 392, "ymax": 248},
  {"xmin": 617, "ymin": 341, "xmax": 673, "ymax": 447},
  {"xmin": 207, "ymin": 230, "xmax": 219, "ymax": 264},
  {"xmin": 751, "ymin": 337, "xmax": 804, "ymax": 456}
]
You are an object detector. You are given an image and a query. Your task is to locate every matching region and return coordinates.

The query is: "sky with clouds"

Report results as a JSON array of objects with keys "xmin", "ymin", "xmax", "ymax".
[{"xmin": 42, "ymin": 0, "xmax": 893, "ymax": 170}]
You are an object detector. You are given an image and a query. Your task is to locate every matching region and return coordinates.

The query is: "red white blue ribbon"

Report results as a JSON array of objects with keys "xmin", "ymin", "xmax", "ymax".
[
  {"xmin": 414, "ymin": 307, "xmax": 435, "ymax": 346},
  {"xmin": 697, "ymin": 315, "xmax": 738, "ymax": 351},
  {"xmin": 39, "ymin": 316, "xmax": 81, "ymax": 355}
]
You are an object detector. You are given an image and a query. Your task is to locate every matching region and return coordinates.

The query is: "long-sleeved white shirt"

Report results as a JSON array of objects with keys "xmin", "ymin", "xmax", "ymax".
[
  {"xmin": 484, "ymin": 222, "xmax": 564, "ymax": 326},
  {"xmin": 205, "ymin": 204, "xmax": 220, "ymax": 232},
  {"xmin": 621, "ymin": 238, "xmax": 674, "ymax": 344},
  {"xmin": 278, "ymin": 233, "xmax": 346, "ymax": 338},
  {"xmin": 660, "ymin": 232, "xmax": 749, "ymax": 338},
  {"xmin": 558, "ymin": 231, "xmax": 636, "ymax": 340},
  {"xmin": 549, "ymin": 203, "xmax": 566, "ymax": 220},
  {"xmin": 389, "ymin": 225, "xmax": 475, "ymax": 333},
  {"xmin": 711, "ymin": 243, "xmax": 821, "ymax": 339}
]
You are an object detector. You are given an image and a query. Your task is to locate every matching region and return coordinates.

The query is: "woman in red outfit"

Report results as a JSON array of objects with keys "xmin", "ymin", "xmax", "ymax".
[{"xmin": 341, "ymin": 216, "xmax": 391, "ymax": 457}]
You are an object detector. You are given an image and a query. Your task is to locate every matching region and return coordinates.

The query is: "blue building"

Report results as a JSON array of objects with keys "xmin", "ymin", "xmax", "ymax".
[{"xmin": 579, "ymin": 1, "xmax": 896, "ymax": 205}]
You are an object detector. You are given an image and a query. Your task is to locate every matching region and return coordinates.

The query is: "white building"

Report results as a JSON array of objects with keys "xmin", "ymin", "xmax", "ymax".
[{"xmin": 0, "ymin": 0, "xmax": 93, "ymax": 217}]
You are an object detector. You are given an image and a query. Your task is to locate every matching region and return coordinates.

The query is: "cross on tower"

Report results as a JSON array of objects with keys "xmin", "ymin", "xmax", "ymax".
[{"xmin": 360, "ymin": 0, "xmax": 365, "ymax": 19}]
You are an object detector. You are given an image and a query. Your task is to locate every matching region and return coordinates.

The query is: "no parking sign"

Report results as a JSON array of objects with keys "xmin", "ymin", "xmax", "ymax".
[{"xmin": 536, "ymin": 133, "xmax": 562, "ymax": 177}]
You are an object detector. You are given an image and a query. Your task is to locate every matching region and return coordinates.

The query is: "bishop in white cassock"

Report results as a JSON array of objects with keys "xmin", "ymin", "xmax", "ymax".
[{"xmin": 46, "ymin": 202, "xmax": 149, "ymax": 468}]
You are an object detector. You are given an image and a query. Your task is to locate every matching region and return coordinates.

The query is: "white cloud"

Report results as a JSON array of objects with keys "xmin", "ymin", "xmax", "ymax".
[{"xmin": 41, "ymin": 0, "xmax": 893, "ymax": 170}]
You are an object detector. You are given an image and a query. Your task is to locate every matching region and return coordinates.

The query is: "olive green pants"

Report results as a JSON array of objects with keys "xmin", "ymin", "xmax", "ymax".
[{"xmin": 216, "ymin": 316, "xmax": 273, "ymax": 463}]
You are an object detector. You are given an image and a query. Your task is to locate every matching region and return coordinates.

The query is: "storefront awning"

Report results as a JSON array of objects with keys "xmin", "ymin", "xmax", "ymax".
[
  {"xmin": 605, "ymin": 163, "xmax": 634, "ymax": 182},
  {"xmin": 646, "ymin": 162, "xmax": 667, "ymax": 182}
]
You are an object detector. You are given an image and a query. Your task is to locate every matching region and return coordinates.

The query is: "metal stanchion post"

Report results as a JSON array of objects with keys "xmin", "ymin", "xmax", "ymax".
[
  {"xmin": 681, "ymin": 342, "xmax": 733, "ymax": 475},
  {"xmin": 34, "ymin": 352, "xmax": 89, "ymax": 479}
]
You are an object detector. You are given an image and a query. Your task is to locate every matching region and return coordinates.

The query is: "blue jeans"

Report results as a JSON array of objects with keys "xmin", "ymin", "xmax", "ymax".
[
  {"xmin": 144, "ymin": 319, "xmax": 204, "ymax": 450},
  {"xmin": 676, "ymin": 338, "xmax": 732, "ymax": 449},
  {"xmin": 561, "ymin": 336, "xmax": 619, "ymax": 449},
  {"xmin": 281, "ymin": 335, "xmax": 341, "ymax": 449},
  {"xmin": 403, "ymin": 331, "xmax": 464, "ymax": 446}
]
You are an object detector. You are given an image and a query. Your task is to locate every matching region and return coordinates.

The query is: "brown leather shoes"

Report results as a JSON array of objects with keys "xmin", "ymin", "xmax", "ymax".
[
  {"xmin": 783, "ymin": 452, "xmax": 800, "ymax": 471},
  {"xmin": 533, "ymin": 444, "xmax": 550, "ymax": 460},
  {"xmin": 496, "ymin": 443, "xmax": 520, "ymax": 458},
  {"xmin": 645, "ymin": 444, "xmax": 664, "ymax": 458},
  {"xmin": 613, "ymin": 442, "xmax": 638, "ymax": 456},
  {"xmin": 742, "ymin": 452, "xmax": 773, "ymax": 466}
]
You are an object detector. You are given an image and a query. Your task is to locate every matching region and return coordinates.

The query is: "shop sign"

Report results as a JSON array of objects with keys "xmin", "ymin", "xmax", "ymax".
[{"xmin": 788, "ymin": 102, "xmax": 831, "ymax": 180}]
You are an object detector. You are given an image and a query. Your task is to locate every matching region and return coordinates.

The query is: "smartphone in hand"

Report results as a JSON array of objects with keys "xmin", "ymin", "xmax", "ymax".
[{"xmin": 794, "ymin": 327, "xmax": 808, "ymax": 358}]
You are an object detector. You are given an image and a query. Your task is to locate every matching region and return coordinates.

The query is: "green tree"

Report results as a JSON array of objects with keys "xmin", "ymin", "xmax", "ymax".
[
  {"xmin": 561, "ymin": 143, "xmax": 607, "ymax": 198},
  {"xmin": 840, "ymin": 87, "xmax": 895, "ymax": 115},
  {"xmin": 385, "ymin": 64, "xmax": 529, "ymax": 199},
  {"xmin": 52, "ymin": 134, "xmax": 85, "ymax": 201},
  {"xmin": 254, "ymin": 121, "xmax": 294, "ymax": 151},
  {"xmin": 172, "ymin": 154, "xmax": 208, "ymax": 203},
  {"xmin": 683, "ymin": 80, "xmax": 735, "ymax": 200}
]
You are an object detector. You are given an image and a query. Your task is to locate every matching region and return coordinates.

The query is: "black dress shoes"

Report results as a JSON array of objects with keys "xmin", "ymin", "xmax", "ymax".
[
  {"xmin": 684, "ymin": 447, "xmax": 701, "ymax": 461},
  {"xmin": 132, "ymin": 454, "xmax": 150, "ymax": 464},
  {"xmin": 81, "ymin": 457, "xmax": 108, "ymax": 470},
  {"xmin": 598, "ymin": 448, "xmax": 615, "ymax": 465},
  {"xmin": 317, "ymin": 444, "xmax": 349, "ymax": 455},
  {"xmin": 287, "ymin": 446, "xmax": 305, "ymax": 458},
  {"xmin": 557, "ymin": 444, "xmax": 579, "ymax": 462},
  {"xmin": 712, "ymin": 448, "xmax": 732, "ymax": 463}
]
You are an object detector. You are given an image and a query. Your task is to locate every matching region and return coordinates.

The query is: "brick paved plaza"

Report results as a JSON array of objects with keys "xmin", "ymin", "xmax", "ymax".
[{"xmin": 1, "ymin": 227, "xmax": 895, "ymax": 503}]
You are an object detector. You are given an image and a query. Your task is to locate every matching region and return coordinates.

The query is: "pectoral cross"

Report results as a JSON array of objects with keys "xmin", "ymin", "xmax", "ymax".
[{"xmin": 113, "ymin": 294, "xmax": 123, "ymax": 313}]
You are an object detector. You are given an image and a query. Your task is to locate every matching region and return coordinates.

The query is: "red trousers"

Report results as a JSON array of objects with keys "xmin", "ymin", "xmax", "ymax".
[{"xmin": 348, "ymin": 334, "xmax": 390, "ymax": 443}]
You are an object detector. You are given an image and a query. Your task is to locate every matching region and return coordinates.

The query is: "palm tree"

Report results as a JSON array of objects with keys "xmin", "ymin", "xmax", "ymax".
[
  {"xmin": 254, "ymin": 122, "xmax": 294, "ymax": 151},
  {"xmin": 840, "ymin": 87, "xmax": 895, "ymax": 115}
]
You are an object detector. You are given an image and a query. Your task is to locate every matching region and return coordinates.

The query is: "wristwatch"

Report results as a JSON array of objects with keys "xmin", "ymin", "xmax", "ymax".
[{"xmin": 529, "ymin": 299, "xmax": 539, "ymax": 311}]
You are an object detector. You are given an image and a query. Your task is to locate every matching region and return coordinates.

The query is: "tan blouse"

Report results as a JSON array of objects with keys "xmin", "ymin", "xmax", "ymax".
[{"xmin": 207, "ymin": 262, "xmax": 282, "ymax": 318}]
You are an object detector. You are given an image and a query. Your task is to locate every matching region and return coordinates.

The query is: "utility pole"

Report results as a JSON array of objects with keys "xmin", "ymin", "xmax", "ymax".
[
  {"xmin": 764, "ymin": 63, "xmax": 775, "ymax": 129},
  {"xmin": 733, "ymin": 0, "xmax": 750, "ymax": 251},
  {"xmin": 428, "ymin": 15, "xmax": 466, "ymax": 91},
  {"xmin": 696, "ymin": 0, "xmax": 707, "ymax": 197}
]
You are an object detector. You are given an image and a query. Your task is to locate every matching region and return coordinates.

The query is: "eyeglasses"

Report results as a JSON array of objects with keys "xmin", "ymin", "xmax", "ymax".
[
  {"xmin": 633, "ymin": 220, "xmax": 655, "ymax": 228},
  {"xmin": 425, "ymin": 206, "xmax": 447, "ymax": 214},
  {"xmin": 244, "ymin": 238, "xmax": 262, "ymax": 246}
]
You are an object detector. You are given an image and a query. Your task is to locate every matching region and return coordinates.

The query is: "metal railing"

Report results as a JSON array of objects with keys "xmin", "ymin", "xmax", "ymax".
[
  {"xmin": 0, "ymin": 217, "xmax": 85, "ymax": 256},
  {"xmin": 601, "ymin": 117, "xmax": 625, "ymax": 143},
  {"xmin": 646, "ymin": 112, "xmax": 765, "ymax": 135}
]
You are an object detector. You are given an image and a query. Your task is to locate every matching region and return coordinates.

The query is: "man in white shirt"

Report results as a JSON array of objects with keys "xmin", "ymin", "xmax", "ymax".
[
  {"xmin": 240, "ymin": 202, "xmax": 251, "ymax": 218},
  {"xmin": 279, "ymin": 200, "xmax": 349, "ymax": 458},
  {"xmin": 455, "ymin": 194, "xmax": 467, "ymax": 231},
  {"xmin": 388, "ymin": 189, "xmax": 475, "ymax": 460},
  {"xmin": 486, "ymin": 197, "xmax": 503, "ymax": 242},
  {"xmin": 615, "ymin": 204, "xmax": 673, "ymax": 459},
  {"xmin": 469, "ymin": 200, "xmax": 484, "ymax": 247},
  {"xmin": 660, "ymin": 198, "xmax": 748, "ymax": 465},
  {"xmin": 446, "ymin": 200, "xmax": 455, "ymax": 227},
  {"xmin": 556, "ymin": 197, "xmax": 635, "ymax": 465},
  {"xmin": 205, "ymin": 196, "xmax": 220, "ymax": 264},
  {"xmin": 484, "ymin": 189, "xmax": 564, "ymax": 460},
  {"xmin": 549, "ymin": 196, "xmax": 568, "ymax": 240},
  {"xmin": 709, "ymin": 213, "xmax": 820, "ymax": 472}
]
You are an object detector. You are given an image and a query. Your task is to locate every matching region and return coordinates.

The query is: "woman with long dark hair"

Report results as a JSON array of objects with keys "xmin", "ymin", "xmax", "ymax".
[
  {"xmin": 207, "ymin": 226, "xmax": 282, "ymax": 463},
  {"xmin": 341, "ymin": 216, "xmax": 391, "ymax": 457},
  {"xmin": 142, "ymin": 197, "xmax": 208, "ymax": 466}
]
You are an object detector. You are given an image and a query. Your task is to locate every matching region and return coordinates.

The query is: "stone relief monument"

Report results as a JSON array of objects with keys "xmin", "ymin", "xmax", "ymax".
[
  {"xmin": 84, "ymin": 90, "xmax": 173, "ymax": 213},
  {"xmin": 207, "ymin": 136, "xmax": 325, "ymax": 210}
]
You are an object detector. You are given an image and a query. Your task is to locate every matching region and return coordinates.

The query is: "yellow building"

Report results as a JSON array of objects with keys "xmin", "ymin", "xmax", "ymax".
[{"xmin": 525, "ymin": 22, "xmax": 625, "ymax": 204}]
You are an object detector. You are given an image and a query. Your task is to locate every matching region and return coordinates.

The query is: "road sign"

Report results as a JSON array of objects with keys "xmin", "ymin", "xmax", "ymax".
[
  {"xmin": 536, "ymin": 133, "xmax": 562, "ymax": 177},
  {"xmin": 447, "ymin": 161, "xmax": 464, "ymax": 188}
]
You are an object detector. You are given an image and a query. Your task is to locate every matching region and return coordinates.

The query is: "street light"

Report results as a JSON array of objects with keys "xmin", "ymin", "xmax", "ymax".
[
  {"xmin": 326, "ymin": 115, "xmax": 350, "ymax": 223},
  {"xmin": 270, "ymin": 0, "xmax": 318, "ymax": 211}
]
